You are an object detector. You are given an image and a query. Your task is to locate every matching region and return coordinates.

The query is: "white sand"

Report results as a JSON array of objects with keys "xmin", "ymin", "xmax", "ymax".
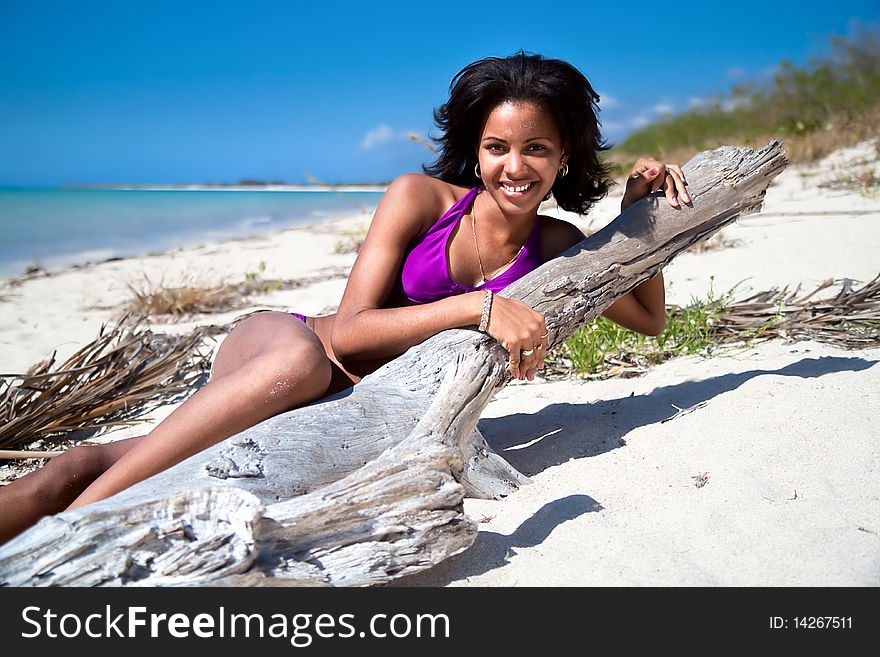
[{"xmin": 1, "ymin": 141, "xmax": 878, "ymax": 585}]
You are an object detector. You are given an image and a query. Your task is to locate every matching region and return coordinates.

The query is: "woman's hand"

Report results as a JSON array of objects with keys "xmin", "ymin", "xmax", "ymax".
[
  {"xmin": 485, "ymin": 295, "xmax": 548, "ymax": 381},
  {"xmin": 621, "ymin": 157, "xmax": 689, "ymax": 211}
]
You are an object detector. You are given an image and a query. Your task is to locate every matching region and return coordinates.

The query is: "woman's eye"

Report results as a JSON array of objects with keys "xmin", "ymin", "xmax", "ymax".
[{"xmin": 487, "ymin": 144, "xmax": 504, "ymax": 152}]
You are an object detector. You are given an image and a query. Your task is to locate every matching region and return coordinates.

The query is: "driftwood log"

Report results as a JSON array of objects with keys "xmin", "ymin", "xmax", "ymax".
[{"xmin": 0, "ymin": 141, "xmax": 787, "ymax": 586}]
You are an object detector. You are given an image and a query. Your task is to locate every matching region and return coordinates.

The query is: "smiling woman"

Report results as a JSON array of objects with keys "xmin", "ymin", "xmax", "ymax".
[
  {"xmin": 0, "ymin": 51, "xmax": 686, "ymax": 544},
  {"xmin": 424, "ymin": 52, "xmax": 612, "ymax": 214}
]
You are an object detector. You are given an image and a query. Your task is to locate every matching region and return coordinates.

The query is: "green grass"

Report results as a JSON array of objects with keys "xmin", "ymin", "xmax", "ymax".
[
  {"xmin": 554, "ymin": 284, "xmax": 733, "ymax": 377},
  {"xmin": 551, "ymin": 273, "xmax": 880, "ymax": 378},
  {"xmin": 239, "ymin": 261, "xmax": 285, "ymax": 295}
]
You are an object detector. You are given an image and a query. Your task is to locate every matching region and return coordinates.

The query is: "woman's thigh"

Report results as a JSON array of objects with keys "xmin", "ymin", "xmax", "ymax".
[
  {"xmin": 212, "ymin": 311, "xmax": 361, "ymax": 398},
  {"xmin": 211, "ymin": 311, "xmax": 326, "ymax": 380}
]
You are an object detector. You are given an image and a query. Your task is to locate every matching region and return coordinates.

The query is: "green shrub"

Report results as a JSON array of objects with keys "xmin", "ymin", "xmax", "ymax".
[
  {"xmin": 555, "ymin": 284, "xmax": 732, "ymax": 377},
  {"xmin": 612, "ymin": 29, "xmax": 880, "ymax": 163}
]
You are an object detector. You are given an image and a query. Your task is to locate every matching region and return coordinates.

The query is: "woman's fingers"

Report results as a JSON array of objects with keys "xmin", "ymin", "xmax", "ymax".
[
  {"xmin": 649, "ymin": 164, "xmax": 666, "ymax": 194},
  {"xmin": 623, "ymin": 158, "xmax": 689, "ymax": 210},
  {"xmin": 523, "ymin": 320, "xmax": 549, "ymax": 380},
  {"xmin": 668, "ymin": 164, "xmax": 687, "ymax": 185},
  {"xmin": 668, "ymin": 165, "xmax": 691, "ymax": 204},
  {"xmin": 492, "ymin": 297, "xmax": 548, "ymax": 380},
  {"xmin": 520, "ymin": 347, "xmax": 538, "ymax": 381},
  {"xmin": 663, "ymin": 171, "xmax": 679, "ymax": 206},
  {"xmin": 517, "ymin": 333, "xmax": 549, "ymax": 381},
  {"xmin": 660, "ymin": 164, "xmax": 689, "ymax": 207},
  {"xmin": 509, "ymin": 343, "xmax": 534, "ymax": 380},
  {"xmin": 633, "ymin": 160, "xmax": 664, "ymax": 193},
  {"xmin": 506, "ymin": 340, "xmax": 542, "ymax": 380},
  {"xmin": 503, "ymin": 341, "xmax": 519, "ymax": 379}
]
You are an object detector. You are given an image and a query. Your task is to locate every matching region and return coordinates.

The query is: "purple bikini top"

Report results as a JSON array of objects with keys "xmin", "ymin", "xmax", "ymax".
[{"xmin": 399, "ymin": 186, "xmax": 543, "ymax": 304}]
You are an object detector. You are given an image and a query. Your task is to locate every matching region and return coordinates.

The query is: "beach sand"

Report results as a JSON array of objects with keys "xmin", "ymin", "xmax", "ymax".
[{"xmin": 1, "ymin": 141, "xmax": 878, "ymax": 585}]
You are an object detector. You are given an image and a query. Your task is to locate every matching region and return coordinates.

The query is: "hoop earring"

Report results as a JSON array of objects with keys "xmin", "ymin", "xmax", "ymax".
[
  {"xmin": 558, "ymin": 163, "xmax": 569, "ymax": 178},
  {"xmin": 543, "ymin": 191, "xmax": 552, "ymax": 201},
  {"xmin": 474, "ymin": 162, "xmax": 481, "ymax": 179}
]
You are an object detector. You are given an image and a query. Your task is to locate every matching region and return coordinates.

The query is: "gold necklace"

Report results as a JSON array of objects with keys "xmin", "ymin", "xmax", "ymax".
[{"xmin": 471, "ymin": 196, "xmax": 527, "ymax": 284}]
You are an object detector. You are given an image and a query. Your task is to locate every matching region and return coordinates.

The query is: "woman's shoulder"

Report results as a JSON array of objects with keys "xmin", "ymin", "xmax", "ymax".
[
  {"xmin": 382, "ymin": 173, "xmax": 473, "ymax": 230},
  {"xmin": 384, "ymin": 173, "xmax": 472, "ymax": 207},
  {"xmin": 538, "ymin": 214, "xmax": 587, "ymax": 261}
]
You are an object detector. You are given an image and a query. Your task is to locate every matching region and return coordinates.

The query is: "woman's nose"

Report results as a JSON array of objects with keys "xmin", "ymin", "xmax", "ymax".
[{"xmin": 505, "ymin": 150, "xmax": 527, "ymax": 176}]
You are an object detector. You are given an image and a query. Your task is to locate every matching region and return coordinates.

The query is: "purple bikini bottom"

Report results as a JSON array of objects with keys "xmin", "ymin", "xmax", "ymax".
[{"xmin": 291, "ymin": 312, "xmax": 307, "ymax": 324}]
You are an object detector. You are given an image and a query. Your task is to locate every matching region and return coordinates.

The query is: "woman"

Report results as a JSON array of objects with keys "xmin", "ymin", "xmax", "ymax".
[{"xmin": 0, "ymin": 52, "xmax": 687, "ymax": 543}]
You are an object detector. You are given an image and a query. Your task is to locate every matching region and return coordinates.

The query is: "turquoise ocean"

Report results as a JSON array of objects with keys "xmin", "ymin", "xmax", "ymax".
[{"xmin": 0, "ymin": 188, "xmax": 385, "ymax": 278}]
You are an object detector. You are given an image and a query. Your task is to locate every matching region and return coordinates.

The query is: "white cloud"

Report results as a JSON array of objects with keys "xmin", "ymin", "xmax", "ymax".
[
  {"xmin": 631, "ymin": 116, "xmax": 650, "ymax": 128},
  {"xmin": 689, "ymin": 96, "xmax": 706, "ymax": 108},
  {"xmin": 601, "ymin": 120, "xmax": 625, "ymax": 133},
  {"xmin": 727, "ymin": 66, "xmax": 746, "ymax": 80},
  {"xmin": 597, "ymin": 92, "xmax": 620, "ymax": 109},
  {"xmin": 360, "ymin": 124, "xmax": 394, "ymax": 150},
  {"xmin": 359, "ymin": 125, "xmax": 431, "ymax": 152},
  {"xmin": 653, "ymin": 102, "xmax": 675, "ymax": 115}
]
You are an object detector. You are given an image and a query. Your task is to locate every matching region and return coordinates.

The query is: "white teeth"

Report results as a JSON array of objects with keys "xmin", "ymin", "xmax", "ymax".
[{"xmin": 502, "ymin": 182, "xmax": 532, "ymax": 193}]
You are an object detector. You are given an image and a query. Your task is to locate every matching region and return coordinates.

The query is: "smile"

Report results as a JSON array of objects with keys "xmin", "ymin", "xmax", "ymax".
[{"xmin": 500, "ymin": 181, "xmax": 535, "ymax": 194}]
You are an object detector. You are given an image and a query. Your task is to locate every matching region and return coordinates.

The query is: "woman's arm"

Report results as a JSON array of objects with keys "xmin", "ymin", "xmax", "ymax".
[
  {"xmin": 601, "ymin": 272, "xmax": 666, "ymax": 336},
  {"xmin": 330, "ymin": 174, "xmax": 485, "ymax": 365},
  {"xmin": 602, "ymin": 156, "xmax": 688, "ymax": 334},
  {"xmin": 542, "ymin": 210, "xmax": 667, "ymax": 337}
]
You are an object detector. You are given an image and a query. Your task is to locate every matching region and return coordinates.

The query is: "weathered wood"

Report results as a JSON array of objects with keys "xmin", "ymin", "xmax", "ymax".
[
  {"xmin": 1, "ymin": 354, "xmax": 501, "ymax": 586},
  {"xmin": 0, "ymin": 141, "xmax": 787, "ymax": 586}
]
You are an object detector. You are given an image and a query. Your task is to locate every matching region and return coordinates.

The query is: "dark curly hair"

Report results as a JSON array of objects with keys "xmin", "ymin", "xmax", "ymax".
[{"xmin": 423, "ymin": 51, "xmax": 612, "ymax": 215}]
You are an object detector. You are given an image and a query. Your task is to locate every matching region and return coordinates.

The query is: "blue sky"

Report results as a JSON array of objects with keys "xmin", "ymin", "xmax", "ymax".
[{"xmin": 1, "ymin": 0, "xmax": 877, "ymax": 185}]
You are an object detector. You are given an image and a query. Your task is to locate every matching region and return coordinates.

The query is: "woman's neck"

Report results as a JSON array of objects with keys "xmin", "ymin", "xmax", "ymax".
[{"xmin": 473, "ymin": 191, "xmax": 539, "ymax": 246}]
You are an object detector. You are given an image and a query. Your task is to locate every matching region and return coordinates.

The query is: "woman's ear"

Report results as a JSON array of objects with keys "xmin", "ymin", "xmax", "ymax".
[{"xmin": 560, "ymin": 145, "xmax": 570, "ymax": 164}]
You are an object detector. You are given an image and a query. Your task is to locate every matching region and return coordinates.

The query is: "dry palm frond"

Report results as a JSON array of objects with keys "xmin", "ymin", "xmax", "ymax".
[
  {"xmin": 407, "ymin": 133, "xmax": 437, "ymax": 153},
  {"xmin": 712, "ymin": 275, "xmax": 880, "ymax": 349},
  {"xmin": 122, "ymin": 268, "xmax": 351, "ymax": 320},
  {"xmin": 0, "ymin": 318, "xmax": 224, "ymax": 451},
  {"xmin": 124, "ymin": 276, "xmax": 243, "ymax": 318}
]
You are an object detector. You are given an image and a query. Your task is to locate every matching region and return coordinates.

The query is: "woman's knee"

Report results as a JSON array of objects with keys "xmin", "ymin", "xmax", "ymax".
[
  {"xmin": 209, "ymin": 311, "xmax": 332, "ymax": 405},
  {"xmin": 255, "ymin": 340, "xmax": 333, "ymax": 403},
  {"xmin": 30, "ymin": 445, "xmax": 110, "ymax": 502}
]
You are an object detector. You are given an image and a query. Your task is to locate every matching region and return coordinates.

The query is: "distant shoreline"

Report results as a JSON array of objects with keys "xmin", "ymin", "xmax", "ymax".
[
  {"xmin": 61, "ymin": 184, "xmax": 389, "ymax": 193},
  {"xmin": 0, "ymin": 186, "xmax": 385, "ymax": 278}
]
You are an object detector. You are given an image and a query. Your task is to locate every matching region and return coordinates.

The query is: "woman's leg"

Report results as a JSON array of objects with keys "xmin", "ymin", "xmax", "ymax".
[
  {"xmin": 0, "ymin": 311, "xmax": 354, "ymax": 544},
  {"xmin": 66, "ymin": 311, "xmax": 335, "ymax": 509},
  {"xmin": 0, "ymin": 436, "xmax": 143, "ymax": 544}
]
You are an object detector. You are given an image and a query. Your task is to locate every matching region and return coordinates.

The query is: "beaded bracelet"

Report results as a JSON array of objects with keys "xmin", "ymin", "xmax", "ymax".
[{"xmin": 478, "ymin": 289, "xmax": 493, "ymax": 332}]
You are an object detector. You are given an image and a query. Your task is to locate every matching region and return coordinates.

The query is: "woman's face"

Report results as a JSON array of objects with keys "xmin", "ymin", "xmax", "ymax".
[{"xmin": 476, "ymin": 100, "xmax": 566, "ymax": 216}]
